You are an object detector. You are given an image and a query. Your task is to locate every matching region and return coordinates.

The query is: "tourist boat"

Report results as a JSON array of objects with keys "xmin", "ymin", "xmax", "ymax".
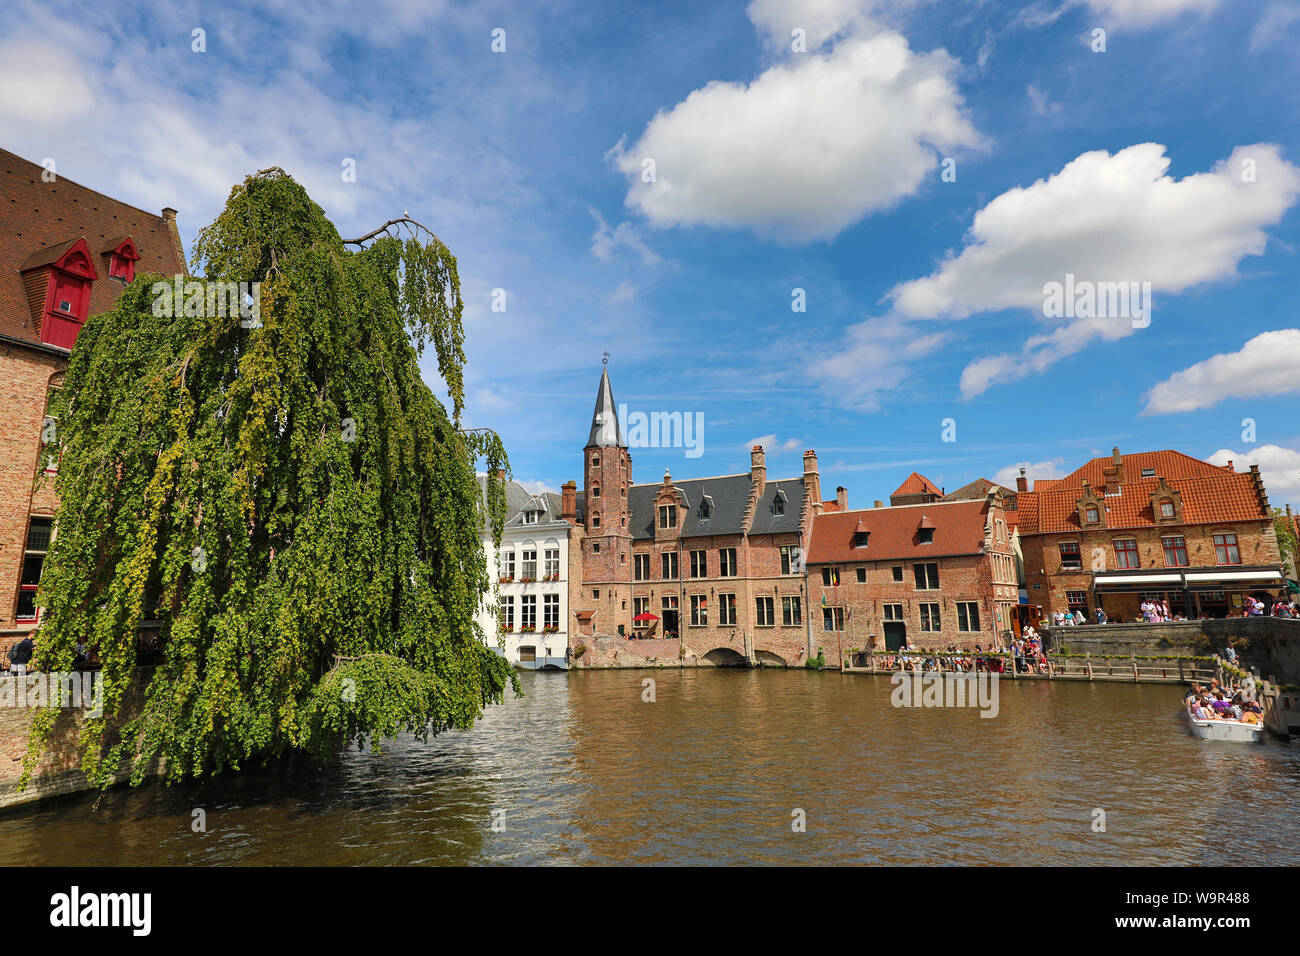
[{"xmin": 1184, "ymin": 709, "xmax": 1263, "ymax": 743}]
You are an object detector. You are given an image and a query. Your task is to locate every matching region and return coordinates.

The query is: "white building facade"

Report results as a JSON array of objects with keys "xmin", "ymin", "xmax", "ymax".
[{"xmin": 475, "ymin": 480, "xmax": 572, "ymax": 669}]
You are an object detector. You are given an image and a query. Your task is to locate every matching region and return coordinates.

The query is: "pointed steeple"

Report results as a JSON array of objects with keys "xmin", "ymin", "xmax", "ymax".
[{"xmin": 586, "ymin": 366, "xmax": 627, "ymax": 448}]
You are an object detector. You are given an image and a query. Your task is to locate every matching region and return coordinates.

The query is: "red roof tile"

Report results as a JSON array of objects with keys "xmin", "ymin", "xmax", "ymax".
[
  {"xmin": 1016, "ymin": 473, "xmax": 1266, "ymax": 534},
  {"xmin": 1059, "ymin": 450, "xmax": 1231, "ymax": 488},
  {"xmin": 807, "ymin": 499, "xmax": 990, "ymax": 564},
  {"xmin": 891, "ymin": 471, "xmax": 942, "ymax": 498},
  {"xmin": 0, "ymin": 148, "xmax": 186, "ymax": 347}
]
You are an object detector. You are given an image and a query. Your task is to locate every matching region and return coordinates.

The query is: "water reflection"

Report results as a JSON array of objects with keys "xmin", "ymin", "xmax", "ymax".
[{"xmin": 0, "ymin": 670, "xmax": 1295, "ymax": 865}]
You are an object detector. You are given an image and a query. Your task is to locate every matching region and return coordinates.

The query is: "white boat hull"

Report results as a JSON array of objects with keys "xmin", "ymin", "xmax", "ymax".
[{"xmin": 1185, "ymin": 710, "xmax": 1263, "ymax": 743}]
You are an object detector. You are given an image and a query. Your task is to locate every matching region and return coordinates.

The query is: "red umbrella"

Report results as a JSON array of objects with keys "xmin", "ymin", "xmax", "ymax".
[{"xmin": 633, "ymin": 613, "xmax": 659, "ymax": 622}]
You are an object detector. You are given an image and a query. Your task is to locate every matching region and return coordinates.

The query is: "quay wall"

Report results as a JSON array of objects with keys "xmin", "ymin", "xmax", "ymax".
[
  {"xmin": 0, "ymin": 667, "xmax": 153, "ymax": 812},
  {"xmin": 1048, "ymin": 617, "xmax": 1300, "ymax": 683}
]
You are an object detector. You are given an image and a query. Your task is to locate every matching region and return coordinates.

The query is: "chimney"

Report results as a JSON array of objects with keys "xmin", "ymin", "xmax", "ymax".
[
  {"xmin": 161, "ymin": 207, "xmax": 187, "ymax": 275},
  {"xmin": 873, "ymin": 499, "xmax": 883, "ymax": 509},
  {"xmin": 1016, "ymin": 466, "xmax": 1028, "ymax": 493},
  {"xmin": 802, "ymin": 449, "xmax": 820, "ymax": 507},
  {"xmin": 836, "ymin": 486, "xmax": 848, "ymax": 510},
  {"xmin": 750, "ymin": 445, "xmax": 766, "ymax": 486},
  {"xmin": 1112, "ymin": 446, "xmax": 1125, "ymax": 483},
  {"xmin": 561, "ymin": 481, "xmax": 576, "ymax": 522}
]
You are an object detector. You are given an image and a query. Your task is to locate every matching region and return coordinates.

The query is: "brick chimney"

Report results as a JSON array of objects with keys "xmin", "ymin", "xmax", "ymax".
[
  {"xmin": 802, "ymin": 449, "xmax": 820, "ymax": 508},
  {"xmin": 836, "ymin": 486, "xmax": 848, "ymax": 510},
  {"xmin": 750, "ymin": 445, "xmax": 766, "ymax": 488},
  {"xmin": 873, "ymin": 499, "xmax": 883, "ymax": 509},
  {"xmin": 161, "ymin": 207, "xmax": 187, "ymax": 275},
  {"xmin": 1016, "ymin": 467, "xmax": 1028, "ymax": 493},
  {"xmin": 561, "ymin": 480, "xmax": 577, "ymax": 523}
]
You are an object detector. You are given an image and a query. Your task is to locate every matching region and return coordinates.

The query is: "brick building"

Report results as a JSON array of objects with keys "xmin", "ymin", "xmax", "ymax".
[
  {"xmin": 1014, "ymin": 447, "xmax": 1285, "ymax": 622},
  {"xmin": 565, "ymin": 367, "xmax": 820, "ymax": 666},
  {"xmin": 0, "ymin": 148, "xmax": 187, "ymax": 643},
  {"xmin": 806, "ymin": 491, "xmax": 1019, "ymax": 660}
]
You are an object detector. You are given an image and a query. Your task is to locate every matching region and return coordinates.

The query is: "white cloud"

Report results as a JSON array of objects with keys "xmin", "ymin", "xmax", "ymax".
[
  {"xmin": 1084, "ymin": 0, "xmax": 1220, "ymax": 30},
  {"xmin": 885, "ymin": 142, "xmax": 1300, "ymax": 397},
  {"xmin": 1142, "ymin": 329, "xmax": 1300, "ymax": 414},
  {"xmin": 608, "ymin": 281, "xmax": 638, "ymax": 305},
  {"xmin": 745, "ymin": 434, "xmax": 803, "ymax": 455},
  {"xmin": 610, "ymin": 29, "xmax": 983, "ymax": 243},
  {"xmin": 1027, "ymin": 84, "xmax": 1062, "ymax": 116},
  {"xmin": 590, "ymin": 208, "xmax": 662, "ymax": 265},
  {"xmin": 1249, "ymin": 2, "xmax": 1300, "ymax": 52},
  {"xmin": 1206, "ymin": 445, "xmax": 1300, "ymax": 507},
  {"xmin": 994, "ymin": 458, "xmax": 1067, "ymax": 488},
  {"xmin": 810, "ymin": 316, "xmax": 949, "ymax": 411},
  {"xmin": 745, "ymin": 0, "xmax": 930, "ymax": 51}
]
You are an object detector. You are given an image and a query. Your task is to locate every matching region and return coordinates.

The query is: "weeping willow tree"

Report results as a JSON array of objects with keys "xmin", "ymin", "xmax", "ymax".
[{"xmin": 23, "ymin": 168, "xmax": 515, "ymax": 791}]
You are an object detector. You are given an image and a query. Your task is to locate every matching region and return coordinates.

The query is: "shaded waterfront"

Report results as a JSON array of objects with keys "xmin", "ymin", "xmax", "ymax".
[{"xmin": 1, "ymin": 669, "xmax": 1297, "ymax": 865}]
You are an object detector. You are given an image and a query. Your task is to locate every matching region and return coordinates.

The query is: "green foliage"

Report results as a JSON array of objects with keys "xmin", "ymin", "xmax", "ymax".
[
  {"xmin": 805, "ymin": 648, "xmax": 826, "ymax": 670},
  {"xmin": 25, "ymin": 168, "xmax": 517, "ymax": 790},
  {"xmin": 1274, "ymin": 507, "xmax": 1298, "ymax": 575}
]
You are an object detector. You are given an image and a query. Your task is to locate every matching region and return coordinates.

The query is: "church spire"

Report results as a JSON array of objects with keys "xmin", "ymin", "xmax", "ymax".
[{"xmin": 586, "ymin": 365, "xmax": 627, "ymax": 448}]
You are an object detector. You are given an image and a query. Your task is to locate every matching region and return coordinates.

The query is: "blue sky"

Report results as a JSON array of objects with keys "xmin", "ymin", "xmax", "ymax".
[{"xmin": 3, "ymin": 0, "xmax": 1298, "ymax": 506}]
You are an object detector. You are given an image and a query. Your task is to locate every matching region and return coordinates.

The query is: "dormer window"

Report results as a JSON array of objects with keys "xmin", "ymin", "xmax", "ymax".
[
  {"xmin": 1141, "ymin": 468, "xmax": 1156, "ymax": 478},
  {"xmin": 1085, "ymin": 506, "xmax": 1099, "ymax": 523},
  {"xmin": 523, "ymin": 509, "xmax": 539, "ymax": 524},
  {"xmin": 1159, "ymin": 500, "xmax": 1174, "ymax": 519},
  {"xmin": 36, "ymin": 238, "xmax": 98, "ymax": 350},
  {"xmin": 105, "ymin": 237, "xmax": 139, "ymax": 283},
  {"xmin": 917, "ymin": 528, "xmax": 934, "ymax": 544},
  {"xmin": 699, "ymin": 496, "xmax": 713, "ymax": 519},
  {"xmin": 773, "ymin": 491, "xmax": 786, "ymax": 516},
  {"xmin": 852, "ymin": 531, "xmax": 870, "ymax": 548}
]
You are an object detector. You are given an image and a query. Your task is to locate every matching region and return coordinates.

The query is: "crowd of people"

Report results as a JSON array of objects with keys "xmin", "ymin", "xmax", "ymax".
[{"xmin": 1184, "ymin": 677, "xmax": 1262, "ymax": 726}]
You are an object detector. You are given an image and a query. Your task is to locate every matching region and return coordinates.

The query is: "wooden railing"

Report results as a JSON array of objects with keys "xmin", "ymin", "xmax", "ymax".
[{"xmin": 843, "ymin": 652, "xmax": 1214, "ymax": 684}]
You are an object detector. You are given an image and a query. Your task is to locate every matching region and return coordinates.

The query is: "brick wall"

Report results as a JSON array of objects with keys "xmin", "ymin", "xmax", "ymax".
[
  {"xmin": 1023, "ymin": 520, "xmax": 1283, "ymax": 619},
  {"xmin": 0, "ymin": 343, "xmax": 64, "ymax": 639}
]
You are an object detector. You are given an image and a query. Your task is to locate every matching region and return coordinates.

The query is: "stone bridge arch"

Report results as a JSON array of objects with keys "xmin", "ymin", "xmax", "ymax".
[{"xmin": 703, "ymin": 647, "xmax": 748, "ymax": 667}]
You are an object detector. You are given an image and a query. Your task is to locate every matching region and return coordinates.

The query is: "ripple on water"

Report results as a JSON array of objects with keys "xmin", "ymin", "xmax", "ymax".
[{"xmin": 0, "ymin": 670, "xmax": 1296, "ymax": 865}]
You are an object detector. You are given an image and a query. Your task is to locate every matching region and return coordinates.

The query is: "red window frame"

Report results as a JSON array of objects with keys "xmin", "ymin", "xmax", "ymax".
[
  {"xmin": 1162, "ymin": 535, "xmax": 1189, "ymax": 567},
  {"xmin": 107, "ymin": 238, "xmax": 139, "ymax": 283},
  {"xmin": 1213, "ymin": 533, "xmax": 1241, "ymax": 566},
  {"xmin": 1059, "ymin": 540, "xmax": 1082, "ymax": 570},
  {"xmin": 16, "ymin": 517, "xmax": 54, "ymax": 622},
  {"xmin": 1113, "ymin": 538, "xmax": 1140, "ymax": 569}
]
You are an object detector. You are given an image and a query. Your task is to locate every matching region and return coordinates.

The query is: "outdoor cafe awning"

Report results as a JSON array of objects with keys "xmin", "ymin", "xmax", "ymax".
[{"xmin": 1092, "ymin": 568, "xmax": 1284, "ymax": 593}]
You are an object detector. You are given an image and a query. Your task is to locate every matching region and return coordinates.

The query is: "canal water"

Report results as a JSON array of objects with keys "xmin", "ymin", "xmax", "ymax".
[{"xmin": 1, "ymin": 670, "xmax": 1296, "ymax": 865}]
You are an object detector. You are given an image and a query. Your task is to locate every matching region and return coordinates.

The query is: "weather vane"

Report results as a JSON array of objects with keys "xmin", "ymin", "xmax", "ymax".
[{"xmin": 602, "ymin": 352, "xmax": 610, "ymax": 366}]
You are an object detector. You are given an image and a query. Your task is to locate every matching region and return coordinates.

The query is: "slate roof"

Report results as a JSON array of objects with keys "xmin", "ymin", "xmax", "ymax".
[
  {"xmin": 476, "ymin": 475, "xmax": 542, "ymax": 533},
  {"xmin": 627, "ymin": 473, "xmax": 805, "ymax": 540},
  {"xmin": 807, "ymin": 499, "xmax": 990, "ymax": 564},
  {"xmin": 943, "ymin": 477, "xmax": 1014, "ymax": 501},
  {"xmin": 0, "ymin": 148, "xmax": 186, "ymax": 347},
  {"xmin": 585, "ymin": 366, "xmax": 627, "ymax": 448}
]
